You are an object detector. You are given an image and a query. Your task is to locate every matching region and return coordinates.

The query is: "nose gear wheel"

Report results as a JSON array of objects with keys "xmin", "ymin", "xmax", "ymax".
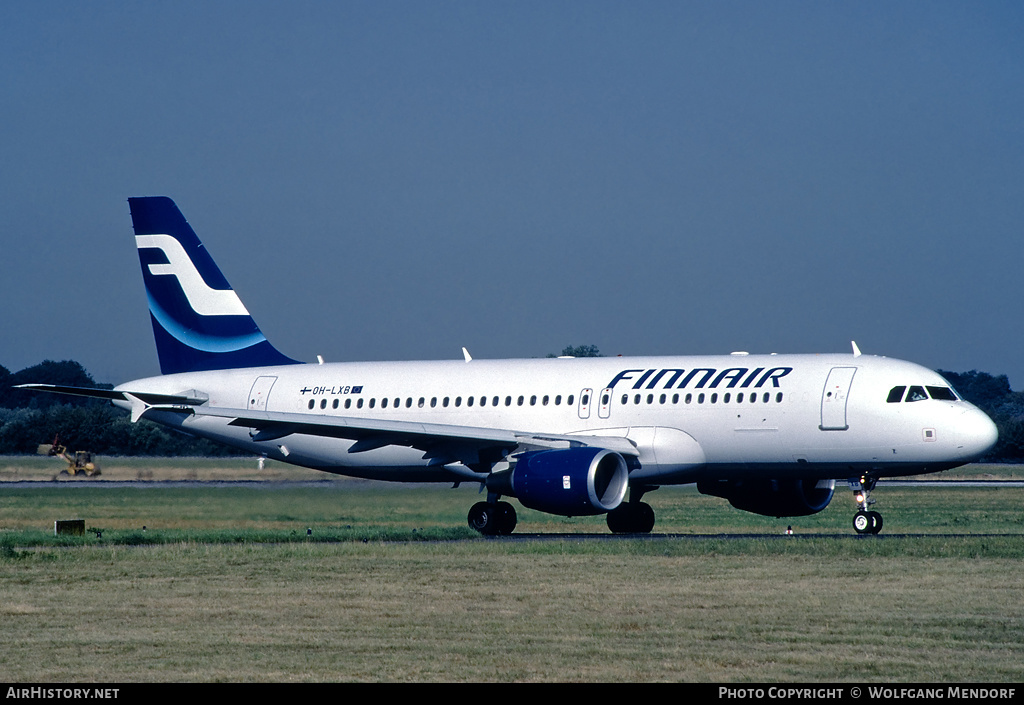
[{"xmin": 849, "ymin": 475, "xmax": 883, "ymax": 535}]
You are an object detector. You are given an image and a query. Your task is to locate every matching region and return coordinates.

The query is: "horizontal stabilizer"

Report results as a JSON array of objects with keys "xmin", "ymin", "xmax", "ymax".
[{"xmin": 14, "ymin": 384, "xmax": 208, "ymax": 406}]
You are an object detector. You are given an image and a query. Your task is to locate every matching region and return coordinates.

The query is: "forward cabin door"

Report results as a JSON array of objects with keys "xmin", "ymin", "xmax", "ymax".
[{"xmin": 820, "ymin": 367, "xmax": 856, "ymax": 431}]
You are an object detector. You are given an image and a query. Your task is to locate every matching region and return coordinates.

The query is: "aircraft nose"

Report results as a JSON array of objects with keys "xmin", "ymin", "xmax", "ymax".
[{"xmin": 957, "ymin": 408, "xmax": 999, "ymax": 461}]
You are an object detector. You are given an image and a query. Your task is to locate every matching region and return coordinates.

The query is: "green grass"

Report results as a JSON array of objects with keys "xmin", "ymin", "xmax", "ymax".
[
  {"xmin": 0, "ymin": 540, "xmax": 1021, "ymax": 682},
  {"xmin": 0, "ymin": 462, "xmax": 1022, "ymax": 682},
  {"xmin": 1, "ymin": 481, "xmax": 1022, "ymax": 545}
]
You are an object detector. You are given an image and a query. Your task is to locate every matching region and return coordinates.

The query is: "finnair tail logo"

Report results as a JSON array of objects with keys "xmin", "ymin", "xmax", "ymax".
[{"xmin": 136, "ymin": 234, "xmax": 249, "ymax": 317}]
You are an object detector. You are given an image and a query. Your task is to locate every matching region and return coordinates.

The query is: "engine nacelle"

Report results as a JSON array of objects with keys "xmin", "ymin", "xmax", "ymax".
[
  {"xmin": 696, "ymin": 478, "xmax": 835, "ymax": 517},
  {"xmin": 488, "ymin": 447, "xmax": 629, "ymax": 516}
]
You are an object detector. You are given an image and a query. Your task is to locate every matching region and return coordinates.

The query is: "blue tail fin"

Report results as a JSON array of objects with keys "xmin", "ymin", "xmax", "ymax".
[{"xmin": 128, "ymin": 196, "xmax": 300, "ymax": 375}]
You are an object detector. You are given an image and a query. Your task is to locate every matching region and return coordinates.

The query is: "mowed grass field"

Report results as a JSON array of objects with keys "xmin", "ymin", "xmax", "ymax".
[{"xmin": 0, "ymin": 457, "xmax": 1022, "ymax": 682}]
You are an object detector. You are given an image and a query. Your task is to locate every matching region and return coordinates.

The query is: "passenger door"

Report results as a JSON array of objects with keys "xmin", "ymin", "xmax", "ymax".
[{"xmin": 820, "ymin": 367, "xmax": 856, "ymax": 430}]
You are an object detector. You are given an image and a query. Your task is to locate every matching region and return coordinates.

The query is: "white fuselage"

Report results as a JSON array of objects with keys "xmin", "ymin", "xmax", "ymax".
[{"xmin": 114, "ymin": 352, "xmax": 998, "ymax": 485}]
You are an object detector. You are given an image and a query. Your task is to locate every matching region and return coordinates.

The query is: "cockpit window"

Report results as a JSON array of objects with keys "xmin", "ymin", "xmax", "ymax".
[
  {"xmin": 927, "ymin": 386, "xmax": 958, "ymax": 401},
  {"xmin": 906, "ymin": 386, "xmax": 928, "ymax": 402},
  {"xmin": 887, "ymin": 386, "xmax": 906, "ymax": 403},
  {"xmin": 887, "ymin": 384, "xmax": 960, "ymax": 403}
]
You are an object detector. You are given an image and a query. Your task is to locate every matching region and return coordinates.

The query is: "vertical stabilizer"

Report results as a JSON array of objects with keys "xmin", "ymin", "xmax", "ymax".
[{"xmin": 128, "ymin": 196, "xmax": 300, "ymax": 374}]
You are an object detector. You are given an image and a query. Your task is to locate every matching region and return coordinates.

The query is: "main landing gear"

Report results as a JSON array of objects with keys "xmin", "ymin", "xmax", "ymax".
[
  {"xmin": 467, "ymin": 500, "xmax": 517, "ymax": 536},
  {"xmin": 606, "ymin": 485, "xmax": 657, "ymax": 534},
  {"xmin": 467, "ymin": 487, "xmax": 660, "ymax": 536},
  {"xmin": 849, "ymin": 475, "xmax": 883, "ymax": 535}
]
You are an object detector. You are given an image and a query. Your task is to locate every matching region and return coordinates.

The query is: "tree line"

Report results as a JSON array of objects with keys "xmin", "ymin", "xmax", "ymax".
[
  {"xmin": 0, "ymin": 361, "xmax": 237, "ymax": 456},
  {"xmin": 2, "ymin": 358, "xmax": 1023, "ymax": 460}
]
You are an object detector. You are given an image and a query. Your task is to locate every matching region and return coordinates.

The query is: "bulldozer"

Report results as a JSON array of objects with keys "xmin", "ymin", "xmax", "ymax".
[{"xmin": 38, "ymin": 435, "xmax": 101, "ymax": 477}]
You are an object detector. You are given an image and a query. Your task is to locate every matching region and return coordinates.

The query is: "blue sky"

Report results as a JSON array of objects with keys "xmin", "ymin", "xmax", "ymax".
[{"xmin": 2, "ymin": 2, "xmax": 1023, "ymax": 388}]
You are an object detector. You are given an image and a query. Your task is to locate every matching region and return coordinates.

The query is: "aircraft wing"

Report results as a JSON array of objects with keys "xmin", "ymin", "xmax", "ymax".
[
  {"xmin": 18, "ymin": 383, "xmax": 640, "ymax": 475},
  {"xmin": 144, "ymin": 402, "xmax": 640, "ymax": 476}
]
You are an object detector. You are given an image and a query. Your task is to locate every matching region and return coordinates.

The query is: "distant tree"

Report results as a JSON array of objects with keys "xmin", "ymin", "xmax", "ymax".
[
  {"xmin": 7, "ymin": 360, "xmax": 111, "ymax": 409},
  {"xmin": 548, "ymin": 344, "xmax": 602, "ymax": 358},
  {"xmin": 938, "ymin": 369, "xmax": 1024, "ymax": 461},
  {"xmin": 937, "ymin": 370, "xmax": 1011, "ymax": 411},
  {"xmin": 0, "ymin": 365, "xmax": 10, "ymax": 408},
  {"xmin": 1, "ymin": 358, "xmax": 242, "ymax": 456}
]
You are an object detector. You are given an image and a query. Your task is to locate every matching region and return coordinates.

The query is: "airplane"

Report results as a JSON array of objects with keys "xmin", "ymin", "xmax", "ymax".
[{"xmin": 19, "ymin": 196, "xmax": 999, "ymax": 536}]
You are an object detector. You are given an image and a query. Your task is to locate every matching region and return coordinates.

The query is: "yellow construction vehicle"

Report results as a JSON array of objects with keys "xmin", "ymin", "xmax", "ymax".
[{"xmin": 37, "ymin": 435, "xmax": 101, "ymax": 477}]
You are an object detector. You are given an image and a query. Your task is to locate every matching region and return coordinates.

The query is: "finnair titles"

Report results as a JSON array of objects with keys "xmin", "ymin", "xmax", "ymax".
[{"xmin": 19, "ymin": 197, "xmax": 998, "ymax": 536}]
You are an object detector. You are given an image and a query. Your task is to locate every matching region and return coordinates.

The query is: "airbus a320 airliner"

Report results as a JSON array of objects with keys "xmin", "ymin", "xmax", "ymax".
[{"xmin": 20, "ymin": 197, "xmax": 998, "ymax": 535}]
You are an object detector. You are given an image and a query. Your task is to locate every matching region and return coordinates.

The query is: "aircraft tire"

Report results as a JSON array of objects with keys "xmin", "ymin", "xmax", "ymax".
[
  {"xmin": 853, "ymin": 511, "xmax": 872, "ymax": 534},
  {"xmin": 495, "ymin": 501, "xmax": 517, "ymax": 535},
  {"xmin": 606, "ymin": 505, "xmax": 629, "ymax": 533},
  {"xmin": 637, "ymin": 502, "xmax": 656, "ymax": 533},
  {"xmin": 868, "ymin": 511, "xmax": 883, "ymax": 534},
  {"xmin": 606, "ymin": 502, "xmax": 656, "ymax": 534},
  {"xmin": 468, "ymin": 502, "xmax": 497, "ymax": 535}
]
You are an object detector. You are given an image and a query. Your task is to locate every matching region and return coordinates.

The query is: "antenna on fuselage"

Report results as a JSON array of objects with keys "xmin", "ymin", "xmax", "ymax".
[
  {"xmin": 851, "ymin": 341, "xmax": 862, "ymax": 358},
  {"xmin": 462, "ymin": 347, "xmax": 472, "ymax": 362}
]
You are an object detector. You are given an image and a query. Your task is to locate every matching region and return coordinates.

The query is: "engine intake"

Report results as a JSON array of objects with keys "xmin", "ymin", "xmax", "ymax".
[
  {"xmin": 696, "ymin": 478, "xmax": 835, "ymax": 517},
  {"xmin": 488, "ymin": 447, "xmax": 629, "ymax": 516}
]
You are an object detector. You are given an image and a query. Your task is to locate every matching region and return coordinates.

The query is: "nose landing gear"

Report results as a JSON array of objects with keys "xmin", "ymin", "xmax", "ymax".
[{"xmin": 849, "ymin": 475, "xmax": 883, "ymax": 534}]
